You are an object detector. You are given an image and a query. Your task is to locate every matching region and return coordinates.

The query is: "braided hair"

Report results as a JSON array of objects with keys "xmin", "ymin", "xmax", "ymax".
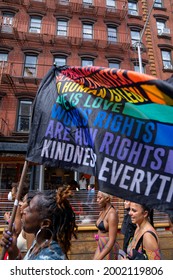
[{"xmin": 34, "ymin": 186, "xmax": 77, "ymax": 256}]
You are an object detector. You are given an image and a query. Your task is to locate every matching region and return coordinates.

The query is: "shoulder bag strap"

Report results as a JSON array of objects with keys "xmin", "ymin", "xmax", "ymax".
[{"xmin": 135, "ymin": 230, "xmax": 158, "ymax": 251}]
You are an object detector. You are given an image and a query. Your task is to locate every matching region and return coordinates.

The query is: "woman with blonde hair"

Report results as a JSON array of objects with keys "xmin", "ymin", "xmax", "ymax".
[{"xmin": 93, "ymin": 191, "xmax": 119, "ymax": 260}]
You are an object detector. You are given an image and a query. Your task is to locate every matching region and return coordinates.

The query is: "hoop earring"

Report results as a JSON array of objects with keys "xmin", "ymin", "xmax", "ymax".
[{"xmin": 36, "ymin": 227, "xmax": 53, "ymax": 246}]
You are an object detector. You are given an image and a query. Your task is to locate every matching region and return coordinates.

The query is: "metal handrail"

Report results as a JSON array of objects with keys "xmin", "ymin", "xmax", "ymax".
[
  {"xmin": 0, "ymin": 118, "xmax": 10, "ymax": 136},
  {"xmin": 0, "ymin": 190, "xmax": 170, "ymax": 227}
]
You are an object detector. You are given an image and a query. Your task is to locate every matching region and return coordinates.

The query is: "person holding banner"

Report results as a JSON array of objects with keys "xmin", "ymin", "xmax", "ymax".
[
  {"xmin": 94, "ymin": 191, "xmax": 119, "ymax": 260},
  {"xmin": 0, "ymin": 186, "xmax": 77, "ymax": 260},
  {"xmin": 122, "ymin": 202, "xmax": 161, "ymax": 260},
  {"xmin": 4, "ymin": 182, "xmax": 29, "ymax": 235},
  {"xmin": 2, "ymin": 190, "xmax": 36, "ymax": 259}
]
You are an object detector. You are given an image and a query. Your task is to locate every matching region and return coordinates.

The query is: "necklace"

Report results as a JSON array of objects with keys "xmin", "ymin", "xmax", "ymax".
[{"xmin": 101, "ymin": 205, "xmax": 112, "ymax": 219}]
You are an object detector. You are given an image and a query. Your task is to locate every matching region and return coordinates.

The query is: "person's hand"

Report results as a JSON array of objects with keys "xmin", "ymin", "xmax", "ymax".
[
  {"xmin": 0, "ymin": 228, "xmax": 19, "ymax": 259},
  {"xmin": 4, "ymin": 212, "xmax": 11, "ymax": 223}
]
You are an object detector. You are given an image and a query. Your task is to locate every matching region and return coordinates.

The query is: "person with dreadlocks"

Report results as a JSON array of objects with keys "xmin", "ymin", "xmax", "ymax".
[{"xmin": 0, "ymin": 186, "xmax": 77, "ymax": 260}]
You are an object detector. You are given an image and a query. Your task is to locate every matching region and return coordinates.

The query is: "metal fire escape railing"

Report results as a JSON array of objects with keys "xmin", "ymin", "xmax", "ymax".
[
  {"xmin": 0, "ymin": 0, "xmax": 128, "ymax": 19},
  {"xmin": 0, "ymin": 118, "xmax": 10, "ymax": 136},
  {"xmin": 0, "ymin": 18, "xmax": 130, "ymax": 50},
  {"xmin": 58, "ymin": 0, "xmax": 128, "ymax": 19},
  {"xmin": 0, "ymin": 62, "xmax": 52, "ymax": 85}
]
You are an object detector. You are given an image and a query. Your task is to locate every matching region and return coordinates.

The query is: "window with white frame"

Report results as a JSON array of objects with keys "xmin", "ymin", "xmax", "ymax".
[
  {"xmin": 83, "ymin": 23, "xmax": 93, "ymax": 39},
  {"xmin": 57, "ymin": 20, "xmax": 68, "ymax": 36},
  {"xmin": 81, "ymin": 58, "xmax": 94, "ymax": 66},
  {"xmin": 130, "ymin": 29, "xmax": 141, "ymax": 46},
  {"xmin": 54, "ymin": 56, "xmax": 67, "ymax": 67},
  {"xmin": 106, "ymin": 0, "xmax": 116, "ymax": 8},
  {"xmin": 29, "ymin": 16, "xmax": 42, "ymax": 33},
  {"xmin": 154, "ymin": 0, "xmax": 163, "ymax": 8},
  {"xmin": 2, "ymin": 12, "xmax": 14, "ymax": 33},
  {"xmin": 17, "ymin": 100, "xmax": 32, "ymax": 132},
  {"xmin": 108, "ymin": 61, "xmax": 120, "ymax": 69},
  {"xmin": 161, "ymin": 50, "xmax": 172, "ymax": 69},
  {"xmin": 23, "ymin": 54, "xmax": 38, "ymax": 77},
  {"xmin": 128, "ymin": 1, "xmax": 138, "ymax": 15},
  {"xmin": 107, "ymin": 26, "xmax": 117, "ymax": 43}
]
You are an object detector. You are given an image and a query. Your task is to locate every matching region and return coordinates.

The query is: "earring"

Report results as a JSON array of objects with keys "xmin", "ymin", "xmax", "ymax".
[{"xmin": 36, "ymin": 227, "xmax": 53, "ymax": 246}]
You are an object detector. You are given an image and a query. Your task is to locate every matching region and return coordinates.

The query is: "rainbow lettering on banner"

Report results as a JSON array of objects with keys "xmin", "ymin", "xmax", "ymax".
[{"xmin": 26, "ymin": 66, "xmax": 173, "ymax": 215}]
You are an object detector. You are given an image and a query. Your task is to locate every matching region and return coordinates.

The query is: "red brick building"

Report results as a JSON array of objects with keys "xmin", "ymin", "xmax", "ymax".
[{"xmin": 0, "ymin": 0, "xmax": 173, "ymax": 189}]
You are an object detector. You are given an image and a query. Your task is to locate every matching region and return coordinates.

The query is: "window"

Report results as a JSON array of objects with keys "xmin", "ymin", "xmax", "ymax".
[
  {"xmin": 2, "ymin": 12, "xmax": 14, "ymax": 33},
  {"xmin": 128, "ymin": 1, "xmax": 138, "ymax": 15},
  {"xmin": 81, "ymin": 58, "xmax": 94, "ymax": 66},
  {"xmin": 83, "ymin": 23, "xmax": 93, "ymax": 39},
  {"xmin": 156, "ymin": 20, "xmax": 166, "ymax": 34},
  {"xmin": 57, "ymin": 20, "xmax": 68, "ymax": 36},
  {"xmin": 106, "ymin": 0, "xmax": 116, "ymax": 8},
  {"xmin": 161, "ymin": 50, "xmax": 172, "ymax": 69},
  {"xmin": 156, "ymin": 19, "xmax": 170, "ymax": 35},
  {"xmin": 0, "ymin": 52, "xmax": 8, "ymax": 62},
  {"xmin": 54, "ymin": 56, "xmax": 66, "ymax": 67},
  {"xmin": 17, "ymin": 100, "xmax": 32, "ymax": 132},
  {"xmin": 29, "ymin": 16, "xmax": 42, "ymax": 33},
  {"xmin": 130, "ymin": 30, "xmax": 141, "ymax": 46},
  {"xmin": 154, "ymin": 0, "xmax": 163, "ymax": 8},
  {"xmin": 108, "ymin": 61, "xmax": 120, "ymax": 69},
  {"xmin": 83, "ymin": 0, "xmax": 93, "ymax": 4},
  {"xmin": 134, "ymin": 63, "xmax": 145, "ymax": 73},
  {"xmin": 107, "ymin": 26, "xmax": 117, "ymax": 43},
  {"xmin": 0, "ymin": 52, "xmax": 8, "ymax": 69},
  {"xmin": 59, "ymin": 0, "xmax": 69, "ymax": 3},
  {"xmin": 23, "ymin": 54, "xmax": 38, "ymax": 77}
]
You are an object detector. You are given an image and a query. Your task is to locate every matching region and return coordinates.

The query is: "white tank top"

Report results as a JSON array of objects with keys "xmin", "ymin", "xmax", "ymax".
[{"xmin": 17, "ymin": 230, "xmax": 27, "ymax": 253}]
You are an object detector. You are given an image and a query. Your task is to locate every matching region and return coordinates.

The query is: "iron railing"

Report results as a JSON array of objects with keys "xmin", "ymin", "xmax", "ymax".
[{"xmin": 0, "ymin": 189, "xmax": 170, "ymax": 228}]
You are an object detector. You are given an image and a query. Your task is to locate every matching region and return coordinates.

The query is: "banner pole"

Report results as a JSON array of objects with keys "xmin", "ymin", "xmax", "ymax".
[
  {"xmin": 39, "ymin": 164, "xmax": 44, "ymax": 191},
  {"xmin": 0, "ymin": 160, "xmax": 29, "ymax": 260}
]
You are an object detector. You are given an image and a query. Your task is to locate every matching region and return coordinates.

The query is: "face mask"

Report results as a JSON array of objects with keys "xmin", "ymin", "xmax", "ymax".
[{"xmin": 8, "ymin": 191, "xmax": 13, "ymax": 201}]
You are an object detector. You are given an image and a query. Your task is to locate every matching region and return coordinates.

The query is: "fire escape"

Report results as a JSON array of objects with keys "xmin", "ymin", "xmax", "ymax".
[{"xmin": 0, "ymin": 0, "xmax": 130, "ymax": 94}]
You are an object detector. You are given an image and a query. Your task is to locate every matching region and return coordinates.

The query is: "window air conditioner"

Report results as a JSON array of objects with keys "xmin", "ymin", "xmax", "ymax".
[{"xmin": 159, "ymin": 28, "xmax": 170, "ymax": 35}]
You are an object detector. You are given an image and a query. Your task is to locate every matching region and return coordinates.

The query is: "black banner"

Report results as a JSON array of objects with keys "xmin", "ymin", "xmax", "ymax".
[{"xmin": 26, "ymin": 66, "xmax": 173, "ymax": 215}]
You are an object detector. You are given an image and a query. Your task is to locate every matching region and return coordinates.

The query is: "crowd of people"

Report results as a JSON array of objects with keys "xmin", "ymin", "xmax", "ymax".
[
  {"xmin": 1, "ymin": 184, "xmax": 77, "ymax": 260},
  {"xmin": 0, "ymin": 178, "xmax": 172, "ymax": 260}
]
